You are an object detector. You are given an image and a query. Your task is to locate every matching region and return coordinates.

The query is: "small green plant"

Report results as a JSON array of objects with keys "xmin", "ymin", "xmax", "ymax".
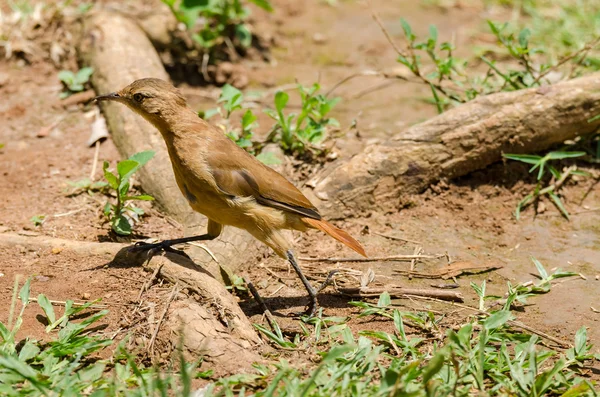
[
  {"xmin": 67, "ymin": 177, "xmax": 109, "ymax": 196},
  {"xmin": 30, "ymin": 215, "xmax": 46, "ymax": 227},
  {"xmin": 57, "ymin": 67, "xmax": 94, "ymax": 98},
  {"xmin": 265, "ymin": 83, "xmax": 341, "ymax": 155},
  {"xmin": 102, "ymin": 150, "xmax": 155, "ymax": 235},
  {"xmin": 202, "ymin": 85, "xmax": 281, "ymax": 165},
  {"xmin": 161, "ymin": 0, "xmax": 272, "ymax": 52},
  {"xmin": 503, "ymin": 151, "xmax": 589, "ymax": 219},
  {"xmin": 204, "ymin": 84, "xmax": 256, "ymax": 150},
  {"xmin": 371, "ymin": 12, "xmax": 600, "ymax": 113}
]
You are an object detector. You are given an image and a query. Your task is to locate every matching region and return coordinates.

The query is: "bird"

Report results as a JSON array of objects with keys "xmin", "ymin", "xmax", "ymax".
[{"xmin": 95, "ymin": 78, "xmax": 366, "ymax": 316}]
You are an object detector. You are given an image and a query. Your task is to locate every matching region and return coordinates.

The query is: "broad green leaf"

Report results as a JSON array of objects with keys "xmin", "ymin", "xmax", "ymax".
[
  {"xmin": 202, "ymin": 108, "xmax": 220, "ymax": 119},
  {"xmin": 57, "ymin": 70, "xmax": 75, "ymax": 85},
  {"xmin": 247, "ymin": 0, "xmax": 273, "ymax": 12},
  {"xmin": 400, "ymin": 18, "xmax": 413, "ymax": 40},
  {"xmin": 274, "ymin": 91, "xmax": 289, "ymax": 112},
  {"xmin": 241, "ymin": 109, "xmax": 257, "ymax": 129},
  {"xmin": 118, "ymin": 181, "xmax": 130, "ymax": 198},
  {"xmin": 77, "ymin": 362, "xmax": 106, "ymax": 383},
  {"xmin": 128, "ymin": 150, "xmax": 155, "ymax": 167},
  {"xmin": 219, "ymin": 84, "xmax": 243, "ymax": 105},
  {"xmin": 37, "ymin": 294, "xmax": 56, "ymax": 325},
  {"xmin": 236, "ymin": 138, "xmax": 253, "ymax": 148},
  {"xmin": 103, "ymin": 201, "xmax": 112, "ymax": 216},
  {"xmin": 112, "ymin": 215, "xmax": 132, "ymax": 235},
  {"xmin": 255, "ymin": 152, "xmax": 281, "ymax": 165},
  {"xmin": 116, "ymin": 159, "xmax": 140, "ymax": 182},
  {"xmin": 377, "ymin": 291, "xmax": 391, "ymax": 307},
  {"xmin": 70, "ymin": 83, "xmax": 84, "ymax": 92},
  {"xmin": 235, "ymin": 24, "xmax": 252, "ymax": 48},
  {"xmin": 75, "ymin": 67, "xmax": 94, "ymax": 83},
  {"xmin": 102, "ymin": 162, "xmax": 118, "ymax": 190},
  {"xmin": 123, "ymin": 194, "xmax": 154, "ymax": 201},
  {"xmin": 518, "ymin": 28, "xmax": 530, "ymax": 48},
  {"xmin": 18, "ymin": 340, "xmax": 40, "ymax": 361},
  {"xmin": 483, "ymin": 310, "xmax": 512, "ymax": 330}
]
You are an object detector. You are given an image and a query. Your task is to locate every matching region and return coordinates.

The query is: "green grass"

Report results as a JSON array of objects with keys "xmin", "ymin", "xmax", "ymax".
[
  {"xmin": 3, "ymin": 259, "xmax": 596, "ymax": 396},
  {"xmin": 503, "ymin": 151, "xmax": 590, "ymax": 220}
]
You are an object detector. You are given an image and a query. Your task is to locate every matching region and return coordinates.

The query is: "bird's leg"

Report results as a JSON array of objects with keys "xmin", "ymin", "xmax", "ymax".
[
  {"xmin": 287, "ymin": 250, "xmax": 318, "ymax": 317},
  {"xmin": 130, "ymin": 234, "xmax": 217, "ymax": 253}
]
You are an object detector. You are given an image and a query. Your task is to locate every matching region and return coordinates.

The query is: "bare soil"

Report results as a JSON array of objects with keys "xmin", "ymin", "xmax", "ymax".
[{"xmin": 0, "ymin": 0, "xmax": 598, "ymax": 378}]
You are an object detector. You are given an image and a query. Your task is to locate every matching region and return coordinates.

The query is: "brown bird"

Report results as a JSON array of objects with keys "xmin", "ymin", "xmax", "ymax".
[{"xmin": 95, "ymin": 78, "xmax": 366, "ymax": 315}]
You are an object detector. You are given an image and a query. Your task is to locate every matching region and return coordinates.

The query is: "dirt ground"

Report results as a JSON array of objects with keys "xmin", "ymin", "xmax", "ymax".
[{"xmin": 1, "ymin": 0, "xmax": 599, "ymax": 377}]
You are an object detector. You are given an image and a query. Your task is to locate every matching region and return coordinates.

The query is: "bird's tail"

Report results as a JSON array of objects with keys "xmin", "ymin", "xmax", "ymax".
[{"xmin": 302, "ymin": 218, "xmax": 367, "ymax": 257}]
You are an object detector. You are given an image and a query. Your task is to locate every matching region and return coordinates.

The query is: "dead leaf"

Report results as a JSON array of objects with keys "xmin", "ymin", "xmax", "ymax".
[{"xmin": 87, "ymin": 113, "xmax": 109, "ymax": 147}]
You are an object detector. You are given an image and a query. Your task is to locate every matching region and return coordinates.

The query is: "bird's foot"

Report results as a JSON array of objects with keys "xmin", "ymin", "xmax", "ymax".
[
  {"xmin": 291, "ymin": 271, "xmax": 338, "ymax": 318},
  {"xmin": 287, "ymin": 292, "xmax": 318, "ymax": 318},
  {"xmin": 128, "ymin": 240, "xmax": 185, "ymax": 256}
]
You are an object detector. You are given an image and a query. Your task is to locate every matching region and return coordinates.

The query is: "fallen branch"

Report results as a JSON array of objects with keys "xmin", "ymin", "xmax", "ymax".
[
  {"xmin": 394, "ymin": 261, "xmax": 503, "ymax": 280},
  {"xmin": 312, "ymin": 72, "xmax": 600, "ymax": 217},
  {"xmin": 373, "ymin": 231, "xmax": 421, "ymax": 245},
  {"xmin": 338, "ymin": 286, "xmax": 463, "ymax": 302},
  {"xmin": 299, "ymin": 254, "xmax": 445, "ymax": 263},
  {"xmin": 28, "ymin": 297, "xmax": 108, "ymax": 309}
]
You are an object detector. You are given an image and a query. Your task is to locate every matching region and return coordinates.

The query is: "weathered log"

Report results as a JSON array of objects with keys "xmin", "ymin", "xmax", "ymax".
[
  {"xmin": 0, "ymin": 232, "xmax": 262, "ymax": 372},
  {"xmin": 311, "ymin": 74, "xmax": 600, "ymax": 217},
  {"xmin": 77, "ymin": 11, "xmax": 259, "ymax": 280}
]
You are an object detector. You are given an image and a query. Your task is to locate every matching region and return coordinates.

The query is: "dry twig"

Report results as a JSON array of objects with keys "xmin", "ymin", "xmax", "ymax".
[
  {"xmin": 299, "ymin": 254, "xmax": 444, "ymax": 263},
  {"xmin": 373, "ymin": 231, "xmax": 422, "ymax": 245},
  {"xmin": 138, "ymin": 264, "xmax": 162, "ymax": 301},
  {"xmin": 148, "ymin": 282, "xmax": 179, "ymax": 357}
]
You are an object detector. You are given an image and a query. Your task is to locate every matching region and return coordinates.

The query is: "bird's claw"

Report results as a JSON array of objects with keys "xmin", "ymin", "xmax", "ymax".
[
  {"xmin": 288, "ymin": 296, "xmax": 318, "ymax": 318},
  {"xmin": 128, "ymin": 241, "xmax": 162, "ymax": 253}
]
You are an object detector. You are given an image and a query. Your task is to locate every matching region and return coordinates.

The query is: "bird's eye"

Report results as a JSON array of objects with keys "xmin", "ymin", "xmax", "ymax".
[{"xmin": 133, "ymin": 93, "xmax": 144, "ymax": 103}]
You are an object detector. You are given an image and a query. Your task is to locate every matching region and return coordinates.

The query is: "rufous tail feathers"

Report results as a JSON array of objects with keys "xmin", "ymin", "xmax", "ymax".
[{"xmin": 302, "ymin": 218, "xmax": 367, "ymax": 257}]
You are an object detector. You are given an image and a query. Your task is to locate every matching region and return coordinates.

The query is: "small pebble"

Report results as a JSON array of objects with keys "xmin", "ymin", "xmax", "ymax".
[
  {"xmin": 82, "ymin": 292, "xmax": 91, "ymax": 300},
  {"xmin": 312, "ymin": 33, "xmax": 327, "ymax": 44}
]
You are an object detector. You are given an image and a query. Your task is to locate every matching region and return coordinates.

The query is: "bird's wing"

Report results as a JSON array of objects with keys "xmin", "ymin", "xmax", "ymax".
[{"xmin": 207, "ymin": 138, "xmax": 321, "ymax": 220}]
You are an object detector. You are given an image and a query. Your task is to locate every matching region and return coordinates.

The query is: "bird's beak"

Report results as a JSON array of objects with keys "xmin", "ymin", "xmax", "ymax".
[{"xmin": 94, "ymin": 92, "xmax": 121, "ymax": 102}]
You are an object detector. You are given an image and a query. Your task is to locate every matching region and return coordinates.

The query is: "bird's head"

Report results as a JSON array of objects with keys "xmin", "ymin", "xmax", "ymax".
[{"xmin": 95, "ymin": 78, "xmax": 188, "ymax": 130}]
